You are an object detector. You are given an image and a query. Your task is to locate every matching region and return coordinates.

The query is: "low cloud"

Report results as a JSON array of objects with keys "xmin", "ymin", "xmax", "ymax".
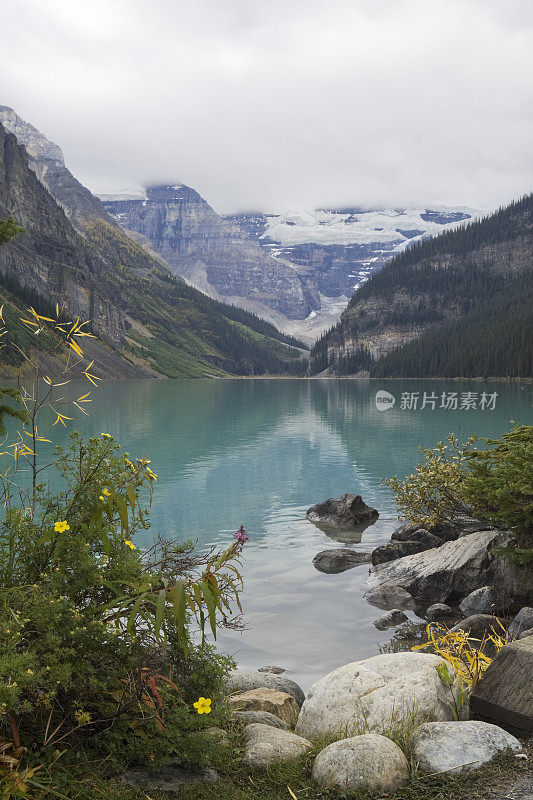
[{"xmin": 1, "ymin": 0, "xmax": 532, "ymax": 213}]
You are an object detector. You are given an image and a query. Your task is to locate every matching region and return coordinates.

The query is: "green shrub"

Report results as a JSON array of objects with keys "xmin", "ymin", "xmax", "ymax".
[
  {"xmin": 463, "ymin": 424, "xmax": 533, "ymax": 548},
  {"xmin": 385, "ymin": 423, "xmax": 533, "ymax": 560}
]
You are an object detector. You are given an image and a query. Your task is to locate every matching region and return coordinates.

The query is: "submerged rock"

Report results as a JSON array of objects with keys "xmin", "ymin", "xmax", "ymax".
[
  {"xmin": 312, "ymin": 734, "xmax": 409, "ymax": 793},
  {"xmin": 295, "ymin": 652, "xmax": 460, "ymax": 741},
  {"xmin": 363, "ymin": 583, "xmax": 416, "ymax": 611},
  {"xmin": 307, "ymin": 493, "xmax": 378, "ymax": 529},
  {"xmin": 374, "ymin": 609, "xmax": 409, "ymax": 631},
  {"xmin": 411, "ymin": 721, "xmax": 522, "ymax": 774},
  {"xmin": 313, "ymin": 548, "xmax": 371, "ymax": 574},
  {"xmin": 242, "ymin": 723, "xmax": 311, "ymax": 767},
  {"xmin": 225, "ymin": 670, "xmax": 305, "ymax": 707}
]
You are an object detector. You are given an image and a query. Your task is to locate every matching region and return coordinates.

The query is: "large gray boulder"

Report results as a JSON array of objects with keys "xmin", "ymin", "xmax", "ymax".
[
  {"xmin": 411, "ymin": 721, "xmax": 522, "ymax": 774},
  {"xmin": 225, "ymin": 670, "xmax": 305, "ymax": 707},
  {"xmin": 295, "ymin": 652, "xmax": 460, "ymax": 741},
  {"xmin": 312, "ymin": 548, "xmax": 371, "ymax": 574},
  {"xmin": 470, "ymin": 634, "xmax": 533, "ymax": 737},
  {"xmin": 363, "ymin": 583, "xmax": 416, "ymax": 611},
  {"xmin": 509, "ymin": 607, "xmax": 533, "ymax": 638},
  {"xmin": 366, "ymin": 529, "xmax": 502, "ymax": 605},
  {"xmin": 307, "ymin": 494, "xmax": 378, "ymax": 529},
  {"xmin": 312, "ymin": 734, "xmax": 409, "ymax": 793},
  {"xmin": 459, "ymin": 586, "xmax": 508, "ymax": 617},
  {"xmin": 242, "ymin": 723, "xmax": 311, "ymax": 767}
]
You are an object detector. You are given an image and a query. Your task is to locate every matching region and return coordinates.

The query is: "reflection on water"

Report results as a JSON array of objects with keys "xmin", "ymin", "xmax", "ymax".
[{"xmin": 20, "ymin": 379, "xmax": 533, "ymax": 687}]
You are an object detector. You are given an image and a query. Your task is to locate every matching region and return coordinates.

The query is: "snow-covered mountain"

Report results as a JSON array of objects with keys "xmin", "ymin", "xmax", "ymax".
[{"xmin": 227, "ymin": 206, "xmax": 489, "ymax": 298}]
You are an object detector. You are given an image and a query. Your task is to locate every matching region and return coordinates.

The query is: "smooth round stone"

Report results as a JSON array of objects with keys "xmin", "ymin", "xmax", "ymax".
[{"xmin": 312, "ymin": 734, "xmax": 409, "ymax": 793}]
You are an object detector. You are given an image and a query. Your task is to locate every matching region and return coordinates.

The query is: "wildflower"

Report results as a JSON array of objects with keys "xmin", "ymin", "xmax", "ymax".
[
  {"xmin": 124, "ymin": 540, "xmax": 136, "ymax": 550},
  {"xmin": 193, "ymin": 697, "xmax": 212, "ymax": 715},
  {"xmin": 233, "ymin": 525, "xmax": 248, "ymax": 545},
  {"xmin": 147, "ymin": 467, "xmax": 158, "ymax": 481},
  {"xmin": 99, "ymin": 495, "xmax": 104, "ymax": 501},
  {"xmin": 26, "ymin": 669, "xmax": 34, "ymax": 675},
  {"xmin": 54, "ymin": 520, "xmax": 70, "ymax": 533},
  {"xmin": 102, "ymin": 488, "xmax": 111, "ymax": 496},
  {"xmin": 101, "ymin": 433, "xmax": 112, "ymax": 439}
]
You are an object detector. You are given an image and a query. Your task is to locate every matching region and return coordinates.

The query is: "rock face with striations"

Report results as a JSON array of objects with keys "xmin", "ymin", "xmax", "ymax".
[
  {"xmin": 104, "ymin": 186, "xmax": 318, "ymax": 319},
  {"xmin": 366, "ymin": 529, "xmax": 503, "ymax": 605}
]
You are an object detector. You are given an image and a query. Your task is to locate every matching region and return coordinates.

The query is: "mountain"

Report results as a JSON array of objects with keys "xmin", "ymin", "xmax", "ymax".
[
  {"xmin": 310, "ymin": 194, "xmax": 533, "ymax": 378},
  {"xmin": 0, "ymin": 108, "xmax": 305, "ymax": 378},
  {"xmin": 227, "ymin": 206, "xmax": 485, "ymax": 298},
  {"xmin": 104, "ymin": 186, "xmax": 486, "ymax": 344},
  {"xmin": 103, "ymin": 186, "xmax": 318, "ymax": 319}
]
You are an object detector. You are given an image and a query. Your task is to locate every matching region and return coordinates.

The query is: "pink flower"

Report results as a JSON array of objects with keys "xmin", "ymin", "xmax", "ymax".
[{"xmin": 234, "ymin": 525, "xmax": 249, "ymax": 545}]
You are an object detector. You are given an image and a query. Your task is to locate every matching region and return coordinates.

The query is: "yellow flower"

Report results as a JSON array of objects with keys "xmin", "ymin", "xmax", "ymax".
[
  {"xmin": 102, "ymin": 488, "xmax": 111, "ymax": 496},
  {"xmin": 99, "ymin": 495, "xmax": 104, "ymax": 502},
  {"xmin": 147, "ymin": 467, "xmax": 158, "ymax": 481},
  {"xmin": 193, "ymin": 697, "xmax": 212, "ymax": 715},
  {"xmin": 124, "ymin": 540, "xmax": 136, "ymax": 550},
  {"xmin": 54, "ymin": 520, "xmax": 70, "ymax": 533},
  {"xmin": 101, "ymin": 433, "xmax": 112, "ymax": 439}
]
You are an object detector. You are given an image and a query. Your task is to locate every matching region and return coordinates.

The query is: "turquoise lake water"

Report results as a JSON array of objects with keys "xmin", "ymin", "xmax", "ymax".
[{"xmin": 15, "ymin": 379, "xmax": 533, "ymax": 688}]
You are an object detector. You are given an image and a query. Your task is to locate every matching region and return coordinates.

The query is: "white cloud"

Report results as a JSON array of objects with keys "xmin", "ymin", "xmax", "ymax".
[{"xmin": 1, "ymin": 0, "xmax": 532, "ymax": 213}]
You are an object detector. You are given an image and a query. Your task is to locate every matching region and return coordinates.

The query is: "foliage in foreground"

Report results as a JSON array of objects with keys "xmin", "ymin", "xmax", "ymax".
[
  {"xmin": 384, "ymin": 424, "xmax": 533, "ymax": 560},
  {"xmin": 0, "ymin": 301, "xmax": 244, "ymax": 796}
]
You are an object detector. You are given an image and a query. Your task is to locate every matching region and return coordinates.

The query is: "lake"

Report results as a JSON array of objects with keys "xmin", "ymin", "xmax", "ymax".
[{"xmin": 25, "ymin": 379, "xmax": 533, "ymax": 689}]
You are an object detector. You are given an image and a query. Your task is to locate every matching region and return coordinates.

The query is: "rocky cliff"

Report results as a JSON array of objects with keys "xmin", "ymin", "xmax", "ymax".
[
  {"xmin": 104, "ymin": 186, "xmax": 318, "ymax": 319},
  {"xmin": 0, "ymin": 122, "xmax": 127, "ymax": 353}
]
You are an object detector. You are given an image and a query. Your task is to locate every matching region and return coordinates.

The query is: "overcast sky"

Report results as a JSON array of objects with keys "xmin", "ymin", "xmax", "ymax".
[{"xmin": 1, "ymin": 0, "xmax": 532, "ymax": 213}]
